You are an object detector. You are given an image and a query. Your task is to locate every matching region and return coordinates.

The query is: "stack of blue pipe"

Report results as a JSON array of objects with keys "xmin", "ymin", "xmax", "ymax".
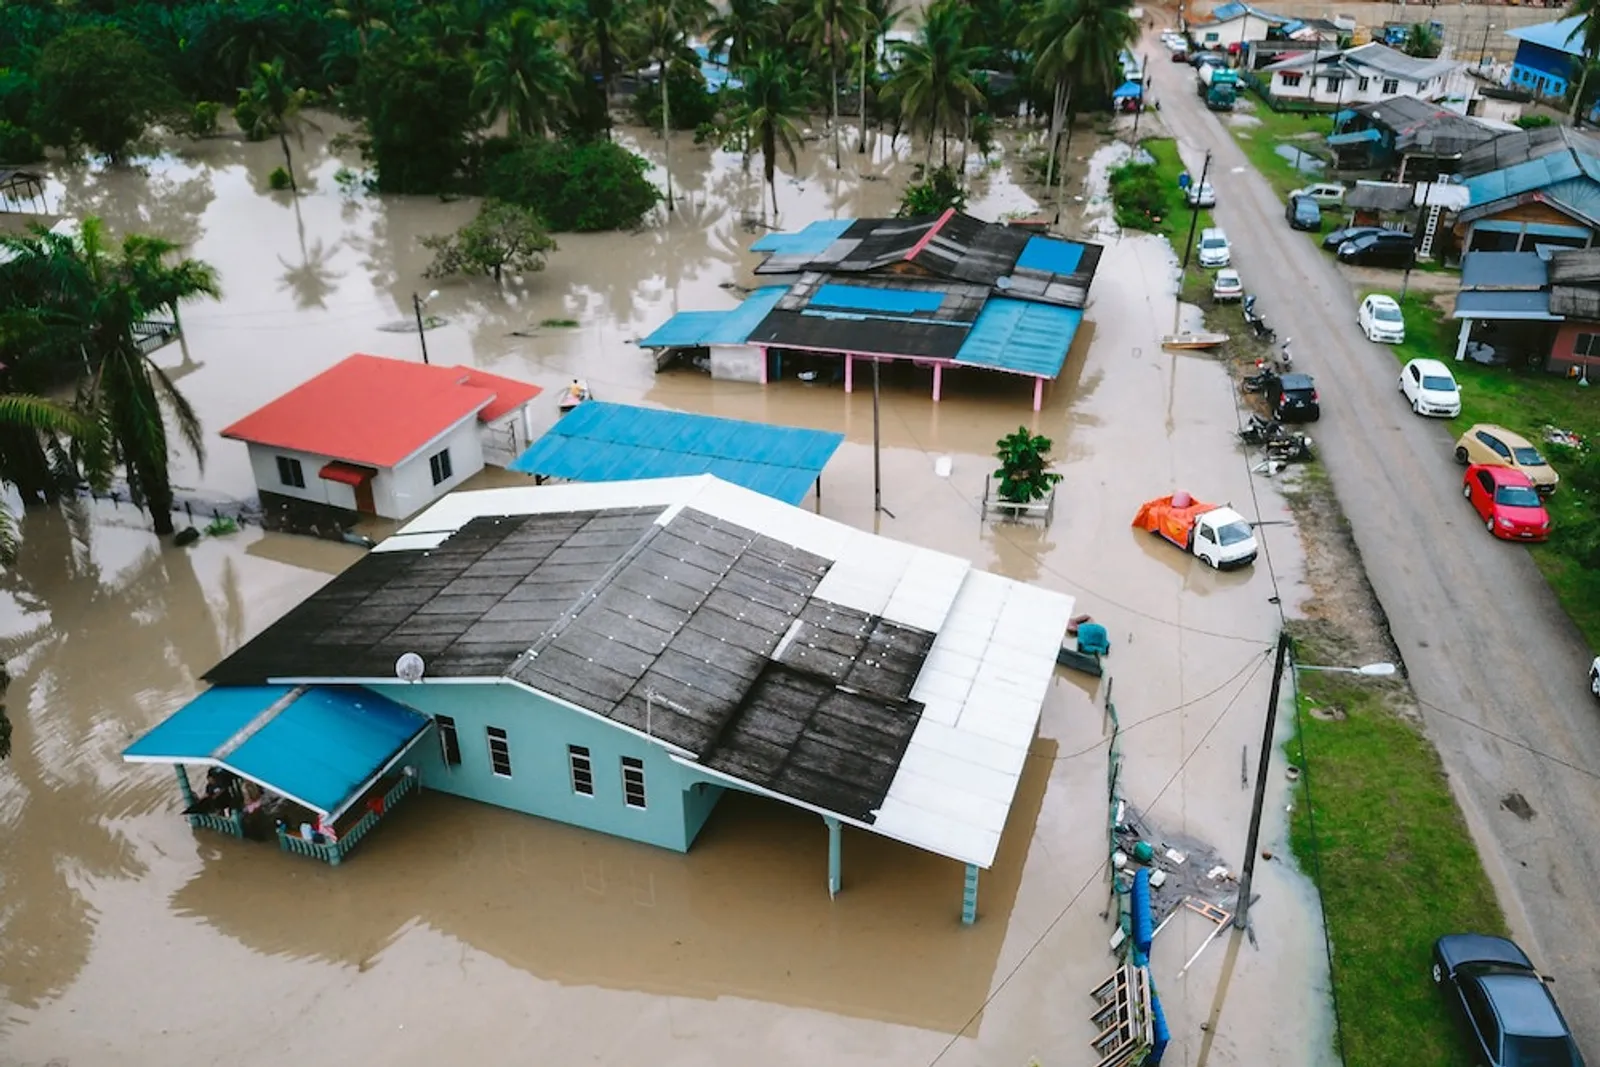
[{"xmin": 1128, "ymin": 868, "xmax": 1171, "ymax": 1065}]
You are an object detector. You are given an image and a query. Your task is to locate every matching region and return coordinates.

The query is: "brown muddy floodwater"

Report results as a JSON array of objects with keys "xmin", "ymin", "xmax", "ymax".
[{"xmin": 0, "ymin": 119, "xmax": 1336, "ymax": 1065}]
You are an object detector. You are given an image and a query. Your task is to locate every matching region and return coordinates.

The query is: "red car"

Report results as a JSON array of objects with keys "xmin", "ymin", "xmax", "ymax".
[{"xmin": 1463, "ymin": 464, "xmax": 1551, "ymax": 542}]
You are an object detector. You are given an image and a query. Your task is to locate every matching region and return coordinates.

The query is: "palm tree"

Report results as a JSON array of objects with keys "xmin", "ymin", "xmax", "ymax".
[
  {"xmin": 1567, "ymin": 6, "xmax": 1600, "ymax": 125},
  {"xmin": 236, "ymin": 58, "xmax": 318, "ymax": 193},
  {"xmin": 474, "ymin": 10, "xmax": 576, "ymax": 137},
  {"xmin": 567, "ymin": 0, "xmax": 639, "ymax": 135},
  {"xmin": 1, "ymin": 218, "xmax": 221, "ymax": 537},
  {"xmin": 884, "ymin": 0, "xmax": 985, "ymax": 167},
  {"xmin": 728, "ymin": 51, "xmax": 815, "ymax": 218},
  {"xmin": 708, "ymin": 0, "xmax": 778, "ymax": 70},
  {"xmin": 792, "ymin": 0, "xmax": 873, "ymax": 168},
  {"xmin": 330, "ymin": 0, "xmax": 390, "ymax": 54},
  {"xmin": 861, "ymin": 0, "xmax": 903, "ymax": 152},
  {"xmin": 640, "ymin": 0, "xmax": 713, "ymax": 214},
  {"xmin": 0, "ymin": 395, "xmax": 97, "ymax": 563},
  {"xmin": 1025, "ymin": 0, "xmax": 1137, "ymax": 192}
]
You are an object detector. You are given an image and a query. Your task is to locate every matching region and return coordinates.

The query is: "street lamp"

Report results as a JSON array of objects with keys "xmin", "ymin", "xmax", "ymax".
[
  {"xmin": 1479, "ymin": 22, "xmax": 1497, "ymax": 68},
  {"xmin": 1233, "ymin": 633, "xmax": 1396, "ymax": 930},
  {"xmin": 412, "ymin": 289, "xmax": 440, "ymax": 365}
]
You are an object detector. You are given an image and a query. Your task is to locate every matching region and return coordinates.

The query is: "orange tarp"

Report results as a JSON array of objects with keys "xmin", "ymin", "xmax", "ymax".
[{"xmin": 1132, "ymin": 494, "xmax": 1217, "ymax": 548}]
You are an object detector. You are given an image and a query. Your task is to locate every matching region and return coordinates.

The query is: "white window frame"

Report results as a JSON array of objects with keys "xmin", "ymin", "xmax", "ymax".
[
  {"xmin": 1382, "ymin": 78, "xmax": 1399, "ymax": 95},
  {"xmin": 487, "ymin": 726, "xmax": 513, "ymax": 778},
  {"xmin": 276, "ymin": 455, "xmax": 305, "ymax": 489},
  {"xmin": 569, "ymin": 744, "xmax": 594, "ymax": 796},
  {"xmin": 1280, "ymin": 73, "xmax": 1303, "ymax": 88},
  {"xmin": 621, "ymin": 756, "xmax": 647, "ymax": 809}
]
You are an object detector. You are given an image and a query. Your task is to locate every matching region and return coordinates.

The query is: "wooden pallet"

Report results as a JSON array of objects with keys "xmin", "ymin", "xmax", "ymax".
[{"xmin": 1090, "ymin": 963, "xmax": 1154, "ymax": 1067}]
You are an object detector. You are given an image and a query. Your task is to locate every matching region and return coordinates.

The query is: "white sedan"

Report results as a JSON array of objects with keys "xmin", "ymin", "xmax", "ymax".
[
  {"xmin": 1358, "ymin": 294, "xmax": 1405, "ymax": 343},
  {"xmin": 1399, "ymin": 358, "xmax": 1461, "ymax": 417},
  {"xmin": 1186, "ymin": 181, "xmax": 1217, "ymax": 208}
]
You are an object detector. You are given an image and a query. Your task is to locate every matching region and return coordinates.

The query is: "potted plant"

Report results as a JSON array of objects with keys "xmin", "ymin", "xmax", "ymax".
[{"xmin": 992, "ymin": 427, "xmax": 1063, "ymax": 512}]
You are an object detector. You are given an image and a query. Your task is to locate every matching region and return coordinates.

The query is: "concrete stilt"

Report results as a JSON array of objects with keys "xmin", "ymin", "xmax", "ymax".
[
  {"xmin": 1455, "ymin": 318, "xmax": 1472, "ymax": 362},
  {"xmin": 932, "ymin": 362, "xmax": 943, "ymax": 402},
  {"xmin": 758, "ymin": 346, "xmax": 769, "ymax": 384},
  {"xmin": 845, "ymin": 355, "xmax": 854, "ymax": 393},
  {"xmin": 962, "ymin": 864, "xmax": 980, "ymax": 925},
  {"xmin": 826, "ymin": 815, "xmax": 842, "ymax": 898},
  {"xmin": 1032, "ymin": 376, "xmax": 1045, "ymax": 411}
]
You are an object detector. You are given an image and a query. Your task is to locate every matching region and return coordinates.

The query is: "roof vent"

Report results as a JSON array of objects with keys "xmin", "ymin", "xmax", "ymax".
[{"xmin": 996, "ymin": 276, "xmax": 1014, "ymax": 290}]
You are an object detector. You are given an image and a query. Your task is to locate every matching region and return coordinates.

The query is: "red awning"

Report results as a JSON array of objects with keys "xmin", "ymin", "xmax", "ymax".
[{"xmin": 319, "ymin": 461, "xmax": 377, "ymax": 486}]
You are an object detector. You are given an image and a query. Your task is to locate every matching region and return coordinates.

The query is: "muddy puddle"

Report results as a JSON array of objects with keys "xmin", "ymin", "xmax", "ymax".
[{"xmin": 2, "ymin": 119, "xmax": 1332, "ymax": 1065}]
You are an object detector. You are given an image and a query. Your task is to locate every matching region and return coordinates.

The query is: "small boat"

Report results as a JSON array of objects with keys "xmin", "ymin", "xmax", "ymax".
[
  {"xmin": 558, "ymin": 379, "xmax": 592, "ymax": 414},
  {"xmin": 1161, "ymin": 331, "xmax": 1229, "ymax": 350}
]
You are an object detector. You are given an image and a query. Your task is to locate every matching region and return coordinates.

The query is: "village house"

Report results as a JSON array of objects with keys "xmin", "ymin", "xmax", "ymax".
[
  {"xmin": 222, "ymin": 353, "xmax": 542, "ymax": 521},
  {"xmin": 1328, "ymin": 96, "xmax": 1504, "ymax": 180},
  {"xmin": 1506, "ymin": 15, "xmax": 1587, "ymax": 103},
  {"xmin": 1452, "ymin": 248, "xmax": 1600, "ymax": 376},
  {"xmin": 1187, "ymin": 1, "xmax": 1289, "ymax": 52},
  {"xmin": 122, "ymin": 475, "xmax": 1075, "ymax": 923},
  {"xmin": 1260, "ymin": 43, "xmax": 1463, "ymax": 108},
  {"xmin": 1454, "ymin": 127, "xmax": 1600, "ymax": 255}
]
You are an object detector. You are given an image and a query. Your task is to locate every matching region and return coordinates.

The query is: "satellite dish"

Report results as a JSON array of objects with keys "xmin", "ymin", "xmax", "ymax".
[{"xmin": 395, "ymin": 652, "xmax": 426, "ymax": 683}]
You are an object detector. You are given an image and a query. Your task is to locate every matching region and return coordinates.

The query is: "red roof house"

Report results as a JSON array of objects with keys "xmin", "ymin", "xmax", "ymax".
[{"xmin": 224, "ymin": 354, "xmax": 542, "ymax": 520}]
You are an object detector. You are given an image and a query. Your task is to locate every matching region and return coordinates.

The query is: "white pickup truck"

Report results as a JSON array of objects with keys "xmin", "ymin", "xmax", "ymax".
[{"xmin": 1133, "ymin": 494, "xmax": 1259, "ymax": 569}]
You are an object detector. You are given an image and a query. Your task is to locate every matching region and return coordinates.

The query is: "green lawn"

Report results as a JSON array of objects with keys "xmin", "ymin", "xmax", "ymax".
[
  {"xmin": 1227, "ymin": 102, "xmax": 1335, "ymax": 199},
  {"xmin": 1285, "ymin": 624, "xmax": 1507, "ymax": 1067},
  {"xmin": 1384, "ymin": 295, "xmax": 1600, "ymax": 647}
]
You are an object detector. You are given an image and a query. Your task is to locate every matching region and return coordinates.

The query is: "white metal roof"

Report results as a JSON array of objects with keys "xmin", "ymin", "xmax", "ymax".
[{"xmin": 377, "ymin": 474, "xmax": 1072, "ymax": 869}]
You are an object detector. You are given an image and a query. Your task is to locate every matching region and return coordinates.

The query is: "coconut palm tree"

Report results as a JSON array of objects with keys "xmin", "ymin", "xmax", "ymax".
[
  {"xmin": 860, "ymin": 0, "xmax": 903, "ymax": 151},
  {"xmin": 473, "ymin": 10, "xmax": 576, "ymax": 137},
  {"xmin": 1025, "ymin": 0, "xmax": 1137, "ymax": 191},
  {"xmin": 884, "ymin": 0, "xmax": 985, "ymax": 167},
  {"xmin": 728, "ymin": 50, "xmax": 816, "ymax": 218},
  {"xmin": 0, "ymin": 395, "xmax": 97, "ymax": 563},
  {"xmin": 235, "ymin": 58, "xmax": 318, "ymax": 193},
  {"xmin": 0, "ymin": 218, "xmax": 221, "ymax": 538},
  {"xmin": 707, "ymin": 0, "xmax": 779, "ymax": 70},
  {"xmin": 792, "ymin": 0, "xmax": 873, "ymax": 168},
  {"xmin": 639, "ymin": 0, "xmax": 713, "ymax": 214},
  {"xmin": 566, "ymin": 0, "xmax": 640, "ymax": 135}
]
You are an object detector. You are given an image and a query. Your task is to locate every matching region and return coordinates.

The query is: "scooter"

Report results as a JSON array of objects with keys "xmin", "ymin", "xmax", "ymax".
[
  {"xmin": 1243, "ymin": 295, "xmax": 1276, "ymax": 343},
  {"xmin": 1275, "ymin": 337, "xmax": 1294, "ymax": 369}
]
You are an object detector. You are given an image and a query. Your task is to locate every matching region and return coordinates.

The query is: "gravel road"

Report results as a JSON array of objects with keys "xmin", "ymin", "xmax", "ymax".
[{"xmin": 1145, "ymin": 37, "xmax": 1600, "ymax": 1052}]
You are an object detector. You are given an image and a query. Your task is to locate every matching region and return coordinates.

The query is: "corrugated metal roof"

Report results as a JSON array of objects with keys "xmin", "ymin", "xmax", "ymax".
[
  {"xmin": 954, "ymin": 299, "xmax": 1083, "ymax": 377},
  {"xmin": 508, "ymin": 402, "xmax": 842, "ymax": 505},
  {"xmin": 1453, "ymin": 289, "xmax": 1557, "ymax": 320},
  {"xmin": 1346, "ymin": 181, "xmax": 1414, "ymax": 212},
  {"xmin": 1507, "ymin": 15, "xmax": 1588, "ymax": 57},
  {"xmin": 638, "ymin": 286, "xmax": 788, "ymax": 348},
  {"xmin": 1461, "ymin": 251, "xmax": 1548, "ymax": 289},
  {"xmin": 748, "ymin": 218, "xmax": 853, "ymax": 255},
  {"xmin": 1549, "ymin": 248, "xmax": 1600, "ymax": 284},
  {"xmin": 123, "ymin": 686, "xmax": 431, "ymax": 817},
  {"xmin": 1329, "ymin": 128, "xmax": 1383, "ymax": 147},
  {"xmin": 1550, "ymin": 285, "xmax": 1600, "ymax": 318},
  {"xmin": 1459, "ymin": 126, "xmax": 1600, "ymax": 179}
]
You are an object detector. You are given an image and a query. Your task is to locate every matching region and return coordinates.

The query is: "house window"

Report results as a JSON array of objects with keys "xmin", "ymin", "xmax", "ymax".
[
  {"xmin": 621, "ymin": 756, "xmax": 647, "ymax": 809},
  {"xmin": 1323, "ymin": 76, "xmax": 1342, "ymax": 93},
  {"xmin": 569, "ymin": 744, "xmax": 594, "ymax": 796},
  {"xmin": 1575, "ymin": 333, "xmax": 1600, "ymax": 357},
  {"xmin": 429, "ymin": 448, "xmax": 453, "ymax": 486},
  {"xmin": 487, "ymin": 726, "xmax": 513, "ymax": 777},
  {"xmin": 1357, "ymin": 76, "xmax": 1370, "ymax": 92},
  {"xmin": 1382, "ymin": 78, "xmax": 1399, "ymax": 95},
  {"xmin": 1281, "ymin": 73, "xmax": 1303, "ymax": 88},
  {"xmin": 276, "ymin": 455, "xmax": 305, "ymax": 489},
  {"xmin": 436, "ymin": 715, "xmax": 461, "ymax": 765}
]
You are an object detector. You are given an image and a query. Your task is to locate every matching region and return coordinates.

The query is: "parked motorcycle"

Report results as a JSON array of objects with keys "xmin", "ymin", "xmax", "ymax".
[
  {"xmin": 1241, "ymin": 361, "xmax": 1278, "ymax": 393},
  {"xmin": 1243, "ymin": 294, "xmax": 1277, "ymax": 343},
  {"xmin": 1238, "ymin": 413, "xmax": 1285, "ymax": 444},
  {"xmin": 1263, "ymin": 432, "xmax": 1314, "ymax": 463}
]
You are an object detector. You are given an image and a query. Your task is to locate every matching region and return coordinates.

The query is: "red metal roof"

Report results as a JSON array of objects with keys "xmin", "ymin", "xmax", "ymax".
[{"xmin": 222, "ymin": 354, "xmax": 543, "ymax": 469}]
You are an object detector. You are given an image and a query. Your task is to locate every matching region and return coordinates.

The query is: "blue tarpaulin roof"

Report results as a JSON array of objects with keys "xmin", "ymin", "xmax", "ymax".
[
  {"xmin": 749, "ymin": 218, "xmax": 854, "ymax": 255},
  {"xmin": 954, "ymin": 298, "xmax": 1084, "ymax": 377},
  {"xmin": 1017, "ymin": 234, "xmax": 1086, "ymax": 274},
  {"xmin": 1328, "ymin": 128, "xmax": 1382, "ymax": 146},
  {"xmin": 510, "ymin": 401, "xmax": 843, "ymax": 504},
  {"xmin": 639, "ymin": 286, "xmax": 788, "ymax": 348},
  {"xmin": 1113, "ymin": 80, "xmax": 1144, "ymax": 99},
  {"xmin": 812, "ymin": 283, "xmax": 945, "ymax": 313},
  {"xmin": 123, "ymin": 686, "xmax": 431, "ymax": 817},
  {"xmin": 1507, "ymin": 15, "xmax": 1588, "ymax": 57}
]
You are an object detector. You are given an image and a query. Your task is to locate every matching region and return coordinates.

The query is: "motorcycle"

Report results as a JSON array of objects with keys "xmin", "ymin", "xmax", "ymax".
[
  {"xmin": 1263, "ymin": 432, "xmax": 1314, "ymax": 463},
  {"xmin": 1238, "ymin": 413, "xmax": 1286, "ymax": 444},
  {"xmin": 1276, "ymin": 337, "xmax": 1295, "ymax": 369},
  {"xmin": 1241, "ymin": 361, "xmax": 1278, "ymax": 393},
  {"xmin": 1243, "ymin": 294, "xmax": 1277, "ymax": 343}
]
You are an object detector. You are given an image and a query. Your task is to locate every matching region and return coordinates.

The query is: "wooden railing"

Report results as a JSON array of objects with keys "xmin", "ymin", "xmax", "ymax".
[{"xmin": 275, "ymin": 772, "xmax": 420, "ymax": 866}]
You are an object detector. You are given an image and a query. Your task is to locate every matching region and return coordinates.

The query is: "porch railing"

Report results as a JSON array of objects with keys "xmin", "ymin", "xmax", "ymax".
[
  {"xmin": 275, "ymin": 771, "xmax": 420, "ymax": 866},
  {"xmin": 187, "ymin": 810, "xmax": 244, "ymax": 837}
]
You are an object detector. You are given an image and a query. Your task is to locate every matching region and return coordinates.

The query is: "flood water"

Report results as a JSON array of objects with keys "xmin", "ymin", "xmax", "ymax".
[{"xmin": 1, "ymin": 117, "xmax": 1335, "ymax": 1065}]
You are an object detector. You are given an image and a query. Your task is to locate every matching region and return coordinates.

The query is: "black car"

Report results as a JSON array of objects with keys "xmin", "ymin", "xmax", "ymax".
[
  {"xmin": 1433, "ymin": 934, "xmax": 1585, "ymax": 1067},
  {"xmin": 1337, "ymin": 230, "xmax": 1416, "ymax": 267},
  {"xmin": 1286, "ymin": 194, "xmax": 1321, "ymax": 231},
  {"xmin": 1321, "ymin": 225, "xmax": 1397, "ymax": 250},
  {"xmin": 1190, "ymin": 51, "xmax": 1227, "ymax": 68},
  {"xmin": 1266, "ymin": 372, "xmax": 1319, "ymax": 422}
]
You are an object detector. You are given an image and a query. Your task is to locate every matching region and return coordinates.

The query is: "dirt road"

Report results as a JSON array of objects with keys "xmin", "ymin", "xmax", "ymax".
[{"xmin": 1147, "ymin": 38, "xmax": 1600, "ymax": 1053}]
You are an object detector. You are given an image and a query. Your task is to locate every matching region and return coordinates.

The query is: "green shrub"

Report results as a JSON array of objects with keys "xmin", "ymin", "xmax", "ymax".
[
  {"xmin": 898, "ymin": 165, "xmax": 967, "ymax": 217},
  {"xmin": 233, "ymin": 92, "xmax": 266, "ymax": 141},
  {"xmin": 1108, "ymin": 159, "xmax": 1170, "ymax": 231},
  {"xmin": 1515, "ymin": 113, "xmax": 1555, "ymax": 130},
  {"xmin": 632, "ymin": 63, "xmax": 720, "ymax": 131},
  {"xmin": 186, "ymin": 100, "xmax": 220, "ymax": 138},
  {"xmin": 267, "ymin": 165, "xmax": 292, "ymax": 190},
  {"xmin": 486, "ymin": 138, "xmax": 660, "ymax": 232},
  {"xmin": 0, "ymin": 119, "xmax": 42, "ymax": 162}
]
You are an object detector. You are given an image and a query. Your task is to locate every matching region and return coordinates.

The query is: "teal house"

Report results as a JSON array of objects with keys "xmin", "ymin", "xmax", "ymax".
[{"xmin": 123, "ymin": 476, "xmax": 1074, "ymax": 921}]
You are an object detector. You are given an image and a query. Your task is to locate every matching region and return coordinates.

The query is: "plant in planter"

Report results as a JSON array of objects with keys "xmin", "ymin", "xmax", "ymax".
[{"xmin": 994, "ymin": 426, "xmax": 1063, "ymax": 504}]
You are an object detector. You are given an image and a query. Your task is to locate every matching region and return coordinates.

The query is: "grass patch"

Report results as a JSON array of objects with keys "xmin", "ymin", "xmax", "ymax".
[
  {"xmin": 1227, "ymin": 103, "xmax": 1335, "ymax": 199},
  {"xmin": 1113, "ymin": 138, "xmax": 1214, "ymax": 244},
  {"xmin": 1381, "ymin": 294, "xmax": 1600, "ymax": 646},
  {"xmin": 1285, "ymin": 624, "xmax": 1507, "ymax": 1067}
]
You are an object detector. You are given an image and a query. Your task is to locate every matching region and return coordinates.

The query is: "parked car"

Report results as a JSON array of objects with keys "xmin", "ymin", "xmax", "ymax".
[
  {"xmin": 1463, "ymin": 465, "xmax": 1551, "ymax": 541},
  {"xmin": 1265, "ymin": 372, "xmax": 1320, "ymax": 422},
  {"xmin": 1211, "ymin": 268, "xmax": 1244, "ymax": 302},
  {"xmin": 1190, "ymin": 51, "xmax": 1228, "ymax": 68},
  {"xmin": 1454, "ymin": 424, "xmax": 1559, "ymax": 494},
  {"xmin": 1198, "ymin": 227, "xmax": 1231, "ymax": 267},
  {"xmin": 1290, "ymin": 181, "xmax": 1347, "ymax": 207},
  {"xmin": 1399, "ymin": 358, "xmax": 1461, "ymax": 417},
  {"xmin": 1187, "ymin": 181, "xmax": 1217, "ymax": 208},
  {"xmin": 1432, "ymin": 934, "xmax": 1582, "ymax": 1067},
  {"xmin": 1322, "ymin": 225, "xmax": 1390, "ymax": 250},
  {"xmin": 1170, "ymin": 48, "xmax": 1189, "ymax": 62},
  {"xmin": 1357, "ymin": 294, "xmax": 1405, "ymax": 343},
  {"xmin": 1286, "ymin": 194, "xmax": 1321, "ymax": 231},
  {"xmin": 1338, "ymin": 230, "xmax": 1415, "ymax": 267}
]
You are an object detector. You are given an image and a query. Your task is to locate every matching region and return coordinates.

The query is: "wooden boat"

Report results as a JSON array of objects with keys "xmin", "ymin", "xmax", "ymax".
[
  {"xmin": 557, "ymin": 379, "xmax": 591, "ymax": 413},
  {"xmin": 1161, "ymin": 331, "xmax": 1229, "ymax": 350}
]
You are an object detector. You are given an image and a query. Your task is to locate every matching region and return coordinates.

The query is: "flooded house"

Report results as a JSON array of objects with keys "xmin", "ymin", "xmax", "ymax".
[
  {"xmin": 221, "ymin": 353, "xmax": 542, "ymax": 522},
  {"xmin": 121, "ymin": 475, "xmax": 1074, "ymax": 921},
  {"xmin": 642, "ymin": 210, "xmax": 1102, "ymax": 411}
]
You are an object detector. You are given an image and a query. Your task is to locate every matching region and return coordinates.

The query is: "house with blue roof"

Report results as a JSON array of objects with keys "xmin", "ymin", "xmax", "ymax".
[
  {"xmin": 1506, "ymin": 16, "xmax": 1589, "ymax": 102},
  {"xmin": 1187, "ymin": 1, "xmax": 1288, "ymax": 52},
  {"xmin": 640, "ymin": 210, "xmax": 1103, "ymax": 411},
  {"xmin": 1453, "ymin": 126, "xmax": 1600, "ymax": 255}
]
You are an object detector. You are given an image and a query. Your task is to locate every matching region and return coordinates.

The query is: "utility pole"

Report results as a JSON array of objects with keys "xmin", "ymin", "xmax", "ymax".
[
  {"xmin": 1174, "ymin": 150, "xmax": 1213, "ymax": 333},
  {"xmin": 1234, "ymin": 630, "xmax": 1292, "ymax": 931},
  {"xmin": 871, "ymin": 357, "xmax": 893, "ymax": 517},
  {"xmin": 1131, "ymin": 54, "xmax": 1148, "ymax": 142},
  {"xmin": 412, "ymin": 292, "xmax": 432, "ymax": 365}
]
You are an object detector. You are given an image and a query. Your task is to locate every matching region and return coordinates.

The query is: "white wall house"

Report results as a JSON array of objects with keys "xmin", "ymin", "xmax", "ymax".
[
  {"xmin": 223, "ymin": 353, "xmax": 542, "ymax": 521},
  {"xmin": 1263, "ymin": 43, "xmax": 1462, "ymax": 106},
  {"xmin": 1188, "ymin": 2, "xmax": 1288, "ymax": 49}
]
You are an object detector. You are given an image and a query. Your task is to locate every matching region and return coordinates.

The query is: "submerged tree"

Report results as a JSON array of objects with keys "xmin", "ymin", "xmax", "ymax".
[
  {"xmin": 473, "ymin": 10, "xmax": 576, "ymax": 138},
  {"xmin": 234, "ymin": 58, "xmax": 318, "ymax": 192},
  {"xmin": 31, "ymin": 26, "xmax": 172, "ymax": 162},
  {"xmin": 727, "ymin": 50, "xmax": 814, "ymax": 218},
  {"xmin": 639, "ymin": 0, "xmax": 712, "ymax": 213},
  {"xmin": 422, "ymin": 200, "xmax": 557, "ymax": 282},
  {"xmin": 0, "ymin": 394, "xmax": 98, "ymax": 562},
  {"xmin": 884, "ymin": 0, "xmax": 985, "ymax": 167},
  {"xmin": 994, "ymin": 426, "xmax": 1063, "ymax": 504},
  {"xmin": 792, "ymin": 0, "xmax": 872, "ymax": 168}
]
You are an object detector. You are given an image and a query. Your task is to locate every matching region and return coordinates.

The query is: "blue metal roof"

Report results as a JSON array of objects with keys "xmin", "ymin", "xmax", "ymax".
[
  {"xmin": 639, "ymin": 286, "xmax": 788, "ymax": 348},
  {"xmin": 123, "ymin": 686, "xmax": 431, "ymax": 816},
  {"xmin": 812, "ymin": 283, "xmax": 944, "ymax": 313},
  {"xmin": 509, "ymin": 402, "xmax": 843, "ymax": 504},
  {"xmin": 1461, "ymin": 251, "xmax": 1548, "ymax": 289},
  {"xmin": 1328, "ymin": 128, "xmax": 1382, "ymax": 146},
  {"xmin": 1453, "ymin": 289, "xmax": 1557, "ymax": 321},
  {"xmin": 749, "ymin": 218, "xmax": 854, "ymax": 255},
  {"xmin": 954, "ymin": 298, "xmax": 1083, "ymax": 377},
  {"xmin": 1465, "ymin": 148, "xmax": 1600, "ymax": 208},
  {"xmin": 1508, "ymin": 16, "xmax": 1588, "ymax": 57},
  {"xmin": 1017, "ymin": 234, "xmax": 1086, "ymax": 274}
]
